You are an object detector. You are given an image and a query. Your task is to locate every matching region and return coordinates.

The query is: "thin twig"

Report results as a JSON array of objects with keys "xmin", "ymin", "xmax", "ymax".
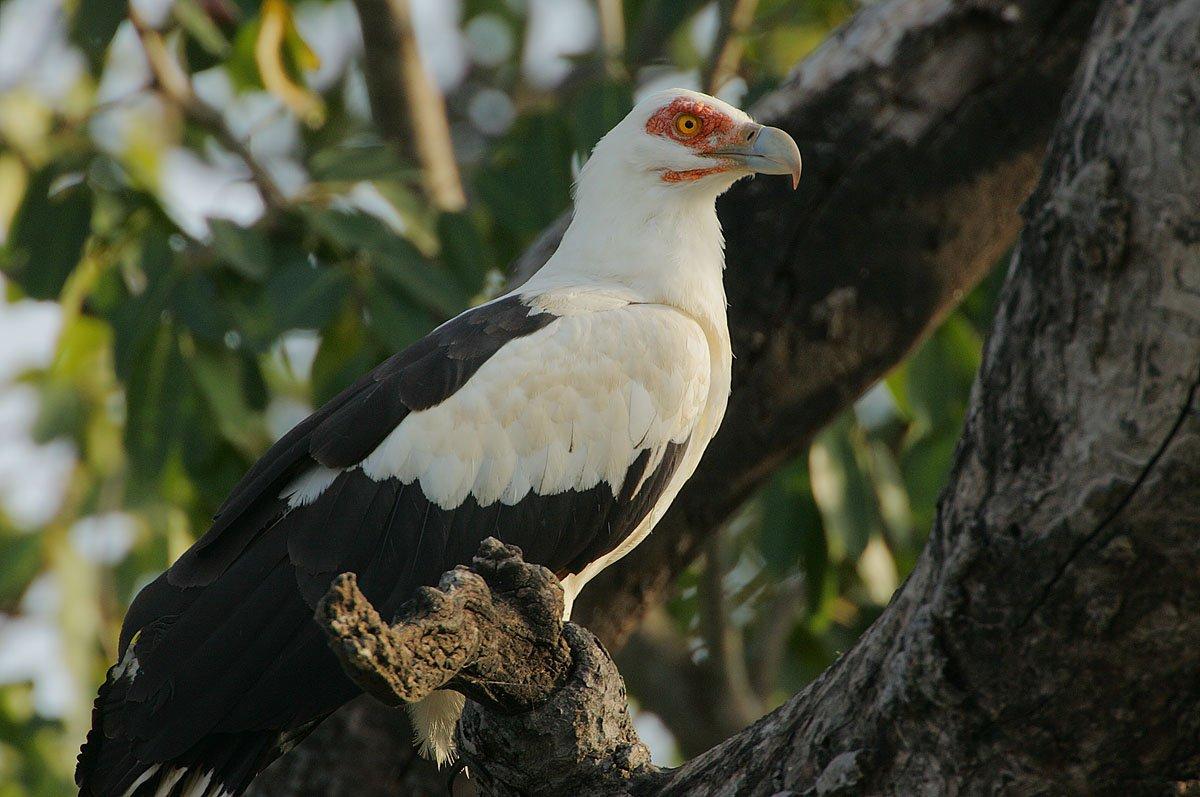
[
  {"xmin": 129, "ymin": 8, "xmax": 289, "ymax": 213},
  {"xmin": 352, "ymin": 0, "xmax": 466, "ymax": 212},
  {"xmin": 702, "ymin": 0, "xmax": 760, "ymax": 94}
]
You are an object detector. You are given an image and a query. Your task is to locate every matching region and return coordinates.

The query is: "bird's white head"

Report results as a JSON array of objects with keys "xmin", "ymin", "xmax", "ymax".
[
  {"xmin": 532, "ymin": 89, "xmax": 800, "ymax": 326},
  {"xmin": 581, "ymin": 88, "xmax": 801, "ymax": 200}
]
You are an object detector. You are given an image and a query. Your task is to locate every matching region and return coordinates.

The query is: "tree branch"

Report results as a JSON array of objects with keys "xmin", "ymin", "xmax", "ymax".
[
  {"xmin": 129, "ymin": 8, "xmax": 289, "ymax": 214},
  {"xmin": 695, "ymin": 537, "xmax": 762, "ymax": 731},
  {"xmin": 316, "ymin": 539, "xmax": 663, "ymax": 796},
  {"xmin": 352, "ymin": 0, "xmax": 466, "ymax": 212},
  {"xmin": 317, "ymin": 539, "xmax": 572, "ymax": 712}
]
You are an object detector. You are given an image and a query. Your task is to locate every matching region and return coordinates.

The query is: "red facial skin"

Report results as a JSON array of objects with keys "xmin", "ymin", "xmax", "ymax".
[
  {"xmin": 661, "ymin": 166, "xmax": 728, "ymax": 182},
  {"xmin": 644, "ymin": 98, "xmax": 741, "ymax": 183}
]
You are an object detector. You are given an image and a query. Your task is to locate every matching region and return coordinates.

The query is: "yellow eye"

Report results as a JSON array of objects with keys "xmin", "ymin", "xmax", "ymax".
[{"xmin": 674, "ymin": 113, "xmax": 702, "ymax": 138}]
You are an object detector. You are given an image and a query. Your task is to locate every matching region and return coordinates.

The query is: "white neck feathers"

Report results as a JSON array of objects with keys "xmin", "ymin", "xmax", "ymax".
[{"xmin": 524, "ymin": 133, "xmax": 733, "ymax": 333}]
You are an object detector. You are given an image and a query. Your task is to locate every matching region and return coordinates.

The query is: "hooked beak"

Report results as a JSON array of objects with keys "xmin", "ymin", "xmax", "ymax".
[{"xmin": 708, "ymin": 123, "xmax": 802, "ymax": 189}]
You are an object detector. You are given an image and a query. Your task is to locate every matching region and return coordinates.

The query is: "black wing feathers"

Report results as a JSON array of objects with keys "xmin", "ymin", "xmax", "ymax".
[{"xmin": 167, "ymin": 296, "xmax": 554, "ymax": 590}]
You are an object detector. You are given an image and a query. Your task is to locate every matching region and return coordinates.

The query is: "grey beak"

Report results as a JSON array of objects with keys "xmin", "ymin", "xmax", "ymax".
[{"xmin": 710, "ymin": 124, "xmax": 802, "ymax": 189}]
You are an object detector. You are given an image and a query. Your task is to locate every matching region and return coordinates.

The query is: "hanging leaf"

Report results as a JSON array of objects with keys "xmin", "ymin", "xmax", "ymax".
[
  {"xmin": 264, "ymin": 245, "xmax": 351, "ymax": 332},
  {"xmin": 0, "ymin": 534, "xmax": 42, "ymax": 610},
  {"xmin": 310, "ymin": 143, "xmax": 414, "ymax": 182},
  {"xmin": 255, "ymin": 0, "xmax": 325, "ymax": 127},
  {"xmin": 2, "ymin": 167, "xmax": 93, "ymax": 299},
  {"xmin": 123, "ymin": 326, "xmax": 193, "ymax": 497},
  {"xmin": 110, "ymin": 237, "xmax": 177, "ymax": 383},
  {"xmin": 758, "ymin": 459, "xmax": 829, "ymax": 612},
  {"xmin": 904, "ymin": 312, "xmax": 981, "ymax": 433},
  {"xmin": 70, "ymin": 0, "xmax": 129, "ymax": 68},
  {"xmin": 310, "ymin": 209, "xmax": 465, "ymax": 317},
  {"xmin": 310, "ymin": 305, "xmax": 376, "ymax": 405},
  {"xmin": 365, "ymin": 288, "xmax": 433, "ymax": 351},
  {"xmin": 809, "ymin": 414, "xmax": 881, "ymax": 562},
  {"xmin": 570, "ymin": 79, "xmax": 634, "ymax": 155},
  {"xmin": 189, "ymin": 345, "xmax": 269, "ymax": 456},
  {"xmin": 172, "ymin": 272, "xmax": 231, "ymax": 345},
  {"xmin": 475, "ymin": 112, "xmax": 574, "ymax": 244},
  {"xmin": 209, "ymin": 219, "xmax": 271, "ymax": 281},
  {"xmin": 437, "ymin": 211, "xmax": 494, "ymax": 296},
  {"xmin": 176, "ymin": 0, "xmax": 233, "ymax": 71}
]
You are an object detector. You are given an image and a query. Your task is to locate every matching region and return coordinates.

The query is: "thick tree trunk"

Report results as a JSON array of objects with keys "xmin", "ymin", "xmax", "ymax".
[{"xmin": 254, "ymin": 0, "xmax": 1110, "ymax": 791}]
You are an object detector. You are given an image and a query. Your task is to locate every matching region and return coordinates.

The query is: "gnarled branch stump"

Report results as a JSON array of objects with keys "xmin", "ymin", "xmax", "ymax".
[{"xmin": 316, "ymin": 539, "xmax": 663, "ymax": 796}]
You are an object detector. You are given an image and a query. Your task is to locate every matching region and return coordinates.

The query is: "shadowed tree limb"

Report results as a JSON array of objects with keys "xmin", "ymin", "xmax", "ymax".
[
  {"xmin": 316, "ymin": 540, "xmax": 663, "ymax": 797},
  {"xmin": 653, "ymin": 0, "xmax": 1200, "ymax": 791}
]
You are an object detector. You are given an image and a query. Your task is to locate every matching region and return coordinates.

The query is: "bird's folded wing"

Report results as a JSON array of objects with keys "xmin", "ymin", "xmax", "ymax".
[{"xmin": 162, "ymin": 294, "xmax": 711, "ymax": 603}]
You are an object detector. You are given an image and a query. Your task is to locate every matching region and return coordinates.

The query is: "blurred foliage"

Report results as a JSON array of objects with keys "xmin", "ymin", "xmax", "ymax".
[{"xmin": 0, "ymin": 0, "xmax": 996, "ymax": 791}]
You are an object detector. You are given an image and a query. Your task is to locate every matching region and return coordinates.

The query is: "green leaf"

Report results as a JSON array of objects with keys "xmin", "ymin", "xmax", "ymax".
[
  {"xmin": 901, "ymin": 433, "xmax": 959, "ymax": 533},
  {"xmin": 809, "ymin": 414, "xmax": 880, "ymax": 562},
  {"xmin": 365, "ymin": 289, "xmax": 432, "ymax": 351},
  {"xmin": 757, "ymin": 459, "xmax": 829, "ymax": 612},
  {"xmin": 209, "ymin": 219, "xmax": 271, "ymax": 280},
  {"xmin": 123, "ymin": 326, "xmax": 192, "ymax": 493},
  {"xmin": 904, "ymin": 312, "xmax": 981, "ymax": 432},
  {"xmin": 189, "ymin": 345, "xmax": 268, "ymax": 456},
  {"xmin": 264, "ymin": 251, "xmax": 351, "ymax": 332},
  {"xmin": 239, "ymin": 349, "xmax": 269, "ymax": 411},
  {"xmin": 570, "ymin": 80, "xmax": 633, "ymax": 155},
  {"xmin": 2, "ymin": 167, "xmax": 93, "ymax": 299},
  {"xmin": 310, "ymin": 209, "xmax": 464, "ymax": 316},
  {"xmin": 372, "ymin": 240, "xmax": 464, "ymax": 318},
  {"xmin": 310, "ymin": 143, "xmax": 414, "ymax": 182},
  {"xmin": 31, "ymin": 384, "xmax": 88, "ymax": 446},
  {"xmin": 174, "ymin": 0, "xmax": 232, "ymax": 58},
  {"xmin": 110, "ymin": 236, "xmax": 176, "ymax": 383},
  {"xmin": 436, "ymin": 211, "xmax": 493, "ymax": 295},
  {"xmin": 226, "ymin": 16, "xmax": 266, "ymax": 91},
  {"xmin": 475, "ymin": 112, "xmax": 574, "ymax": 245},
  {"xmin": 171, "ymin": 272, "xmax": 231, "ymax": 344},
  {"xmin": 70, "ymin": 0, "xmax": 128, "ymax": 68},
  {"xmin": 0, "ymin": 535, "xmax": 41, "ymax": 609},
  {"xmin": 310, "ymin": 305, "xmax": 376, "ymax": 405}
]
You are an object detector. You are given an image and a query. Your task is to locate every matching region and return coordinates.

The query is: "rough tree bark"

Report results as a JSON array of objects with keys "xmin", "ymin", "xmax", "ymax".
[
  {"xmin": 254, "ymin": 0, "xmax": 1113, "ymax": 792},
  {"xmin": 299, "ymin": 0, "xmax": 1200, "ymax": 794},
  {"xmin": 312, "ymin": 540, "xmax": 661, "ymax": 796}
]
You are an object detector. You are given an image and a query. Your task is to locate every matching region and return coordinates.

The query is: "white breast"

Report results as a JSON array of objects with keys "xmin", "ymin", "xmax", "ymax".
[{"xmin": 359, "ymin": 301, "xmax": 713, "ymax": 515}]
